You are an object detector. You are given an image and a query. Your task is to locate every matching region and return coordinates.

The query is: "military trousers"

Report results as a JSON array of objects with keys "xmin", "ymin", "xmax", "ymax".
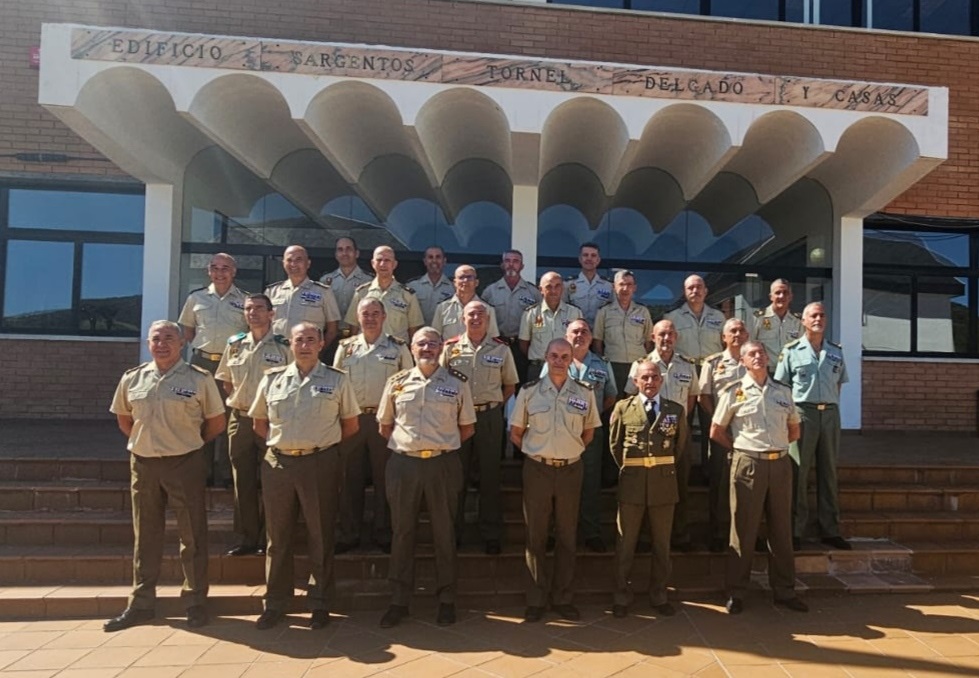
[
  {"xmin": 456, "ymin": 406, "xmax": 504, "ymax": 543},
  {"xmin": 522, "ymin": 457, "xmax": 584, "ymax": 607},
  {"xmin": 614, "ymin": 499, "xmax": 674, "ymax": 607},
  {"xmin": 190, "ymin": 351, "xmax": 230, "ymax": 485},
  {"xmin": 338, "ymin": 412, "xmax": 392, "ymax": 547},
  {"xmin": 227, "ymin": 410, "xmax": 265, "ymax": 549},
  {"xmin": 726, "ymin": 452, "xmax": 796, "ymax": 601},
  {"xmin": 386, "ymin": 451, "xmax": 463, "ymax": 606},
  {"xmin": 129, "ymin": 449, "xmax": 208, "ymax": 611},
  {"xmin": 708, "ymin": 441, "xmax": 732, "ymax": 542},
  {"xmin": 790, "ymin": 403, "xmax": 842, "ymax": 539},
  {"xmin": 578, "ymin": 432, "xmax": 604, "ymax": 541},
  {"xmin": 671, "ymin": 427, "xmax": 693, "ymax": 546},
  {"xmin": 261, "ymin": 446, "xmax": 341, "ymax": 613}
]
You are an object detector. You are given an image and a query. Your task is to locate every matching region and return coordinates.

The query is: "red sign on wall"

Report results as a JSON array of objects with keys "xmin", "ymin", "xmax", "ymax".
[{"xmin": 30, "ymin": 46, "xmax": 40, "ymax": 69}]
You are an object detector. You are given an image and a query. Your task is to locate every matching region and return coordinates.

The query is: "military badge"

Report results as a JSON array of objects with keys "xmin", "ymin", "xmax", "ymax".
[
  {"xmin": 231, "ymin": 300, "xmax": 245, "ymax": 310},
  {"xmin": 763, "ymin": 318, "xmax": 771, "ymax": 330},
  {"xmin": 312, "ymin": 384, "xmax": 335, "ymax": 395},
  {"xmin": 390, "ymin": 298, "xmax": 408, "ymax": 310},
  {"xmin": 435, "ymin": 385, "xmax": 459, "ymax": 398},
  {"xmin": 451, "ymin": 347, "xmax": 462, "ymax": 357},
  {"xmin": 299, "ymin": 290, "xmax": 322, "ymax": 303},
  {"xmin": 657, "ymin": 414, "xmax": 678, "ymax": 437},
  {"xmin": 171, "ymin": 387, "xmax": 197, "ymax": 398},
  {"xmin": 567, "ymin": 396, "xmax": 588, "ymax": 411},
  {"xmin": 534, "ymin": 315, "xmax": 544, "ymax": 328},
  {"xmin": 735, "ymin": 389, "xmax": 746, "ymax": 402},
  {"xmin": 569, "ymin": 282, "xmax": 577, "ymax": 294}
]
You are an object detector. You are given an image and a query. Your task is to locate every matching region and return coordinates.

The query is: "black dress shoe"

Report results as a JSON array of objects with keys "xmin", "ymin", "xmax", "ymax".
[
  {"xmin": 484, "ymin": 540, "xmax": 501, "ymax": 555},
  {"xmin": 821, "ymin": 536, "xmax": 852, "ymax": 551},
  {"xmin": 709, "ymin": 538, "xmax": 727, "ymax": 553},
  {"xmin": 436, "ymin": 603, "xmax": 456, "ymax": 626},
  {"xmin": 310, "ymin": 610, "xmax": 330, "ymax": 629},
  {"xmin": 379, "ymin": 605, "xmax": 409, "ymax": 628},
  {"xmin": 775, "ymin": 597, "xmax": 809, "ymax": 613},
  {"xmin": 792, "ymin": 537, "xmax": 802, "ymax": 552},
  {"xmin": 584, "ymin": 536, "xmax": 607, "ymax": 553},
  {"xmin": 334, "ymin": 541, "xmax": 359, "ymax": 555},
  {"xmin": 103, "ymin": 607, "xmax": 154, "ymax": 632},
  {"xmin": 612, "ymin": 604, "xmax": 628, "ymax": 618},
  {"xmin": 725, "ymin": 597, "xmax": 743, "ymax": 615},
  {"xmin": 255, "ymin": 609, "xmax": 284, "ymax": 630},
  {"xmin": 523, "ymin": 606, "xmax": 544, "ymax": 622},
  {"xmin": 186, "ymin": 605, "xmax": 208, "ymax": 628},
  {"xmin": 225, "ymin": 544, "xmax": 259, "ymax": 557},
  {"xmin": 653, "ymin": 602, "xmax": 675, "ymax": 617},
  {"xmin": 552, "ymin": 604, "xmax": 580, "ymax": 621}
]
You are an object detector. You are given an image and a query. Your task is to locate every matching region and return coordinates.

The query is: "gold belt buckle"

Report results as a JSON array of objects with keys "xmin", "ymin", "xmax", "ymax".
[
  {"xmin": 419, "ymin": 450, "xmax": 433, "ymax": 459},
  {"xmin": 765, "ymin": 452, "xmax": 780, "ymax": 460},
  {"xmin": 643, "ymin": 457, "xmax": 655, "ymax": 468},
  {"xmin": 816, "ymin": 404, "xmax": 827, "ymax": 411}
]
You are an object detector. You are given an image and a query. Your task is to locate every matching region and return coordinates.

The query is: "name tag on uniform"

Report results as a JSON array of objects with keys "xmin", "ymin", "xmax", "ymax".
[
  {"xmin": 738, "ymin": 402, "xmax": 759, "ymax": 416},
  {"xmin": 519, "ymin": 295, "xmax": 536, "ymax": 305},
  {"xmin": 482, "ymin": 354, "xmax": 503, "ymax": 366},
  {"xmin": 776, "ymin": 398, "xmax": 792, "ymax": 408},
  {"xmin": 171, "ymin": 387, "xmax": 196, "ymax": 398},
  {"xmin": 377, "ymin": 353, "xmax": 398, "ymax": 363},
  {"xmin": 706, "ymin": 318, "xmax": 723, "ymax": 329},
  {"xmin": 389, "ymin": 298, "xmax": 408, "ymax": 310},
  {"xmin": 590, "ymin": 368, "xmax": 607, "ymax": 380},
  {"xmin": 440, "ymin": 291, "xmax": 453, "ymax": 300},
  {"xmin": 788, "ymin": 330, "xmax": 800, "ymax": 338},
  {"xmin": 827, "ymin": 353, "xmax": 843, "ymax": 364},
  {"xmin": 629, "ymin": 315, "xmax": 645, "ymax": 325},
  {"xmin": 230, "ymin": 300, "xmax": 245, "ymax": 310},
  {"xmin": 674, "ymin": 373, "xmax": 691, "ymax": 383},
  {"xmin": 300, "ymin": 291, "xmax": 322, "ymax": 304},
  {"xmin": 263, "ymin": 353, "xmax": 284, "ymax": 364},
  {"xmin": 567, "ymin": 396, "xmax": 589, "ymax": 411},
  {"xmin": 312, "ymin": 384, "xmax": 335, "ymax": 395},
  {"xmin": 561, "ymin": 319, "xmax": 572, "ymax": 328},
  {"xmin": 435, "ymin": 386, "xmax": 459, "ymax": 398},
  {"xmin": 597, "ymin": 289, "xmax": 611, "ymax": 300}
]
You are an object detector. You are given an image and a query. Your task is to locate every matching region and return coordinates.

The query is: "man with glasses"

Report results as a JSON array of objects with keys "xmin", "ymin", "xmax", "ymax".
[
  {"xmin": 432, "ymin": 264, "xmax": 500, "ymax": 339},
  {"xmin": 346, "ymin": 246, "xmax": 424, "ymax": 342}
]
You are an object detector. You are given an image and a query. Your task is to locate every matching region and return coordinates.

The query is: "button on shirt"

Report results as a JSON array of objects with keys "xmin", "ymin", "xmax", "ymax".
[
  {"xmin": 563, "ymin": 273, "xmax": 613, "ymax": 326},
  {"xmin": 482, "ymin": 277, "xmax": 541, "ymax": 337},
  {"xmin": 593, "ymin": 301, "xmax": 653, "ymax": 363},
  {"xmin": 320, "ymin": 266, "xmax": 373, "ymax": 319},
  {"xmin": 774, "ymin": 336, "xmax": 848, "ymax": 405},
  {"xmin": 407, "ymin": 274, "xmax": 454, "ymax": 325},
  {"xmin": 215, "ymin": 331, "xmax": 293, "ymax": 411},
  {"xmin": 752, "ymin": 305, "xmax": 803, "ymax": 367},
  {"xmin": 177, "ymin": 284, "xmax": 249, "ymax": 353},
  {"xmin": 377, "ymin": 366, "xmax": 477, "ymax": 452},
  {"xmin": 345, "ymin": 280, "xmax": 425, "ymax": 342},
  {"xmin": 539, "ymin": 352, "xmax": 617, "ymax": 405},
  {"xmin": 712, "ymin": 374, "xmax": 800, "ymax": 452},
  {"xmin": 249, "ymin": 363, "xmax": 360, "ymax": 450},
  {"xmin": 518, "ymin": 302, "xmax": 583, "ymax": 361},
  {"xmin": 265, "ymin": 278, "xmax": 341, "ymax": 336},
  {"xmin": 699, "ymin": 350, "xmax": 746, "ymax": 398},
  {"xmin": 441, "ymin": 334, "xmax": 519, "ymax": 404},
  {"xmin": 625, "ymin": 350, "xmax": 700, "ymax": 409},
  {"xmin": 664, "ymin": 303, "xmax": 726, "ymax": 362},
  {"xmin": 511, "ymin": 376, "xmax": 601, "ymax": 459},
  {"xmin": 332, "ymin": 334, "xmax": 413, "ymax": 408},
  {"xmin": 432, "ymin": 295, "xmax": 500, "ymax": 340},
  {"xmin": 110, "ymin": 361, "xmax": 225, "ymax": 458}
]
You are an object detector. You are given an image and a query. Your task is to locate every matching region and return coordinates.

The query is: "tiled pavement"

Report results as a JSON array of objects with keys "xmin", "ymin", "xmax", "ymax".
[{"xmin": 2, "ymin": 593, "xmax": 979, "ymax": 677}]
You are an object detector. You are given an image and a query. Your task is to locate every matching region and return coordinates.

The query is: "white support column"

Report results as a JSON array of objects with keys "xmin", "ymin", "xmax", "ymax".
[
  {"xmin": 140, "ymin": 183, "xmax": 183, "ymax": 360},
  {"xmin": 512, "ymin": 184, "xmax": 539, "ymax": 282},
  {"xmin": 835, "ymin": 215, "xmax": 863, "ymax": 430}
]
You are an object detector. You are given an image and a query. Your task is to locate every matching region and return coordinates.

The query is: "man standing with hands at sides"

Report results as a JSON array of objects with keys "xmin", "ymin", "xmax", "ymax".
[
  {"xmin": 105, "ymin": 321, "xmax": 225, "ymax": 632},
  {"xmin": 377, "ymin": 328, "xmax": 476, "ymax": 628},
  {"xmin": 441, "ymin": 301, "xmax": 518, "ymax": 554},
  {"xmin": 519, "ymin": 272, "xmax": 582, "ymax": 379},
  {"xmin": 249, "ymin": 322, "xmax": 360, "ymax": 631},
  {"xmin": 320, "ymin": 237, "xmax": 373, "ymax": 336},
  {"xmin": 408, "ymin": 245, "xmax": 454, "ymax": 325},
  {"xmin": 593, "ymin": 270, "xmax": 653, "ymax": 395},
  {"xmin": 346, "ymin": 246, "xmax": 424, "ymax": 342},
  {"xmin": 752, "ymin": 279, "xmax": 802, "ymax": 369},
  {"xmin": 610, "ymin": 361, "xmax": 687, "ymax": 618},
  {"xmin": 699, "ymin": 318, "xmax": 748, "ymax": 552},
  {"xmin": 432, "ymin": 264, "xmax": 500, "ymax": 340},
  {"xmin": 511, "ymin": 338, "xmax": 601, "ymax": 623},
  {"xmin": 482, "ymin": 249, "xmax": 541, "ymax": 382},
  {"xmin": 563, "ymin": 242, "xmax": 613, "ymax": 327},
  {"xmin": 711, "ymin": 340, "xmax": 808, "ymax": 615},
  {"xmin": 333, "ymin": 299, "xmax": 413, "ymax": 554},
  {"xmin": 775, "ymin": 302, "xmax": 850, "ymax": 552},
  {"xmin": 265, "ymin": 245, "xmax": 340, "ymax": 347},
  {"xmin": 215, "ymin": 294, "xmax": 292, "ymax": 557}
]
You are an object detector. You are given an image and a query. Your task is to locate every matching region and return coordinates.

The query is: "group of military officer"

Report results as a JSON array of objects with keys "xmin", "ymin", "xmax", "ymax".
[{"xmin": 104, "ymin": 238, "xmax": 848, "ymax": 632}]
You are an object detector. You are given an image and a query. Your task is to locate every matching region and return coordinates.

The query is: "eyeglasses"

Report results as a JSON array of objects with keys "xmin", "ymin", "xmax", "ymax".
[{"xmin": 413, "ymin": 340, "xmax": 441, "ymax": 349}]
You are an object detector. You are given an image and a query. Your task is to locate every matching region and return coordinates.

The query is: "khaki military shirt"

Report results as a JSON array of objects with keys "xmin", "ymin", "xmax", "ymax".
[
  {"xmin": 249, "ymin": 362, "xmax": 360, "ymax": 450},
  {"xmin": 482, "ymin": 277, "xmax": 541, "ymax": 337},
  {"xmin": 699, "ymin": 350, "xmax": 746, "ymax": 398},
  {"xmin": 625, "ymin": 350, "xmax": 700, "ymax": 409},
  {"xmin": 774, "ymin": 336, "xmax": 848, "ymax": 405},
  {"xmin": 664, "ymin": 303, "xmax": 726, "ymax": 362},
  {"xmin": 431, "ymin": 295, "xmax": 500, "ymax": 340},
  {"xmin": 177, "ymin": 283, "xmax": 249, "ymax": 353},
  {"xmin": 518, "ymin": 301, "xmax": 583, "ymax": 361},
  {"xmin": 215, "ymin": 330, "xmax": 293, "ymax": 411},
  {"xmin": 265, "ymin": 278, "xmax": 340, "ymax": 336},
  {"xmin": 593, "ymin": 300, "xmax": 653, "ymax": 363},
  {"xmin": 110, "ymin": 361, "xmax": 225, "ymax": 458},
  {"xmin": 345, "ymin": 279, "xmax": 424, "ymax": 341},
  {"xmin": 407, "ymin": 274, "xmax": 454, "ymax": 325},
  {"xmin": 440, "ymin": 334, "xmax": 518, "ymax": 405},
  {"xmin": 751, "ymin": 305, "xmax": 803, "ymax": 366},
  {"xmin": 511, "ymin": 376, "xmax": 601, "ymax": 460},
  {"xmin": 540, "ymin": 352, "xmax": 617, "ymax": 405},
  {"xmin": 333, "ymin": 333, "xmax": 413, "ymax": 408},
  {"xmin": 377, "ymin": 366, "xmax": 477, "ymax": 452},
  {"xmin": 562, "ymin": 272, "xmax": 613, "ymax": 326},
  {"xmin": 320, "ymin": 266, "xmax": 373, "ymax": 320},
  {"xmin": 712, "ymin": 374, "xmax": 800, "ymax": 452}
]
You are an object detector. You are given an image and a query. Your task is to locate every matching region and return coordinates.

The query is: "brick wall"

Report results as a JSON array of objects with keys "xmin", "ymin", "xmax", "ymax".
[
  {"xmin": 0, "ymin": 339, "xmax": 139, "ymax": 419},
  {"xmin": 863, "ymin": 359, "xmax": 979, "ymax": 432}
]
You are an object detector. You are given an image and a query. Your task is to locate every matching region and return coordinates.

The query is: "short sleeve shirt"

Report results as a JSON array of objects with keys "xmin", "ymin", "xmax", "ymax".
[
  {"xmin": 265, "ymin": 278, "xmax": 341, "ymax": 336},
  {"xmin": 431, "ymin": 295, "xmax": 500, "ymax": 340},
  {"xmin": 320, "ymin": 266, "xmax": 373, "ymax": 320},
  {"xmin": 699, "ymin": 350, "xmax": 746, "ymax": 398},
  {"xmin": 332, "ymin": 333, "xmax": 414, "ymax": 408},
  {"xmin": 751, "ymin": 305, "xmax": 803, "ymax": 366},
  {"xmin": 482, "ymin": 277, "xmax": 541, "ymax": 337},
  {"xmin": 540, "ymin": 352, "xmax": 617, "ymax": 405},
  {"xmin": 177, "ymin": 284, "xmax": 249, "ymax": 352},
  {"xmin": 625, "ymin": 350, "xmax": 701, "ymax": 410},
  {"xmin": 110, "ymin": 361, "xmax": 225, "ymax": 458},
  {"xmin": 518, "ymin": 301, "xmax": 583, "ymax": 361},
  {"xmin": 664, "ymin": 303, "xmax": 726, "ymax": 362},
  {"xmin": 774, "ymin": 336, "xmax": 848, "ymax": 404},
  {"xmin": 377, "ymin": 366, "xmax": 477, "ymax": 452},
  {"xmin": 215, "ymin": 331, "xmax": 293, "ymax": 411},
  {"xmin": 345, "ymin": 279, "xmax": 424, "ymax": 341},
  {"xmin": 510, "ymin": 376, "xmax": 601, "ymax": 459},
  {"xmin": 593, "ymin": 301, "xmax": 653, "ymax": 363},
  {"xmin": 562, "ymin": 272, "xmax": 613, "ymax": 326},
  {"xmin": 712, "ymin": 374, "xmax": 800, "ymax": 452},
  {"xmin": 407, "ymin": 274, "xmax": 454, "ymax": 325},
  {"xmin": 440, "ymin": 334, "xmax": 519, "ymax": 404}
]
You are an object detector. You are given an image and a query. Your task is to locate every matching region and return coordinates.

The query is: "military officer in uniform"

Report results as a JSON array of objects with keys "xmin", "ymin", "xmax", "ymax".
[
  {"xmin": 610, "ymin": 361, "xmax": 688, "ymax": 618},
  {"xmin": 407, "ymin": 245, "xmax": 454, "ymax": 324},
  {"xmin": 563, "ymin": 242, "xmax": 613, "ymax": 327},
  {"xmin": 440, "ymin": 300, "xmax": 518, "ymax": 554},
  {"xmin": 699, "ymin": 318, "xmax": 748, "ymax": 552},
  {"xmin": 593, "ymin": 270, "xmax": 653, "ymax": 395},
  {"xmin": 432, "ymin": 264, "xmax": 500, "ymax": 340},
  {"xmin": 249, "ymin": 322, "xmax": 360, "ymax": 630},
  {"xmin": 711, "ymin": 340, "xmax": 808, "ymax": 615},
  {"xmin": 752, "ymin": 279, "xmax": 803, "ymax": 369},
  {"xmin": 320, "ymin": 236, "xmax": 373, "ymax": 333},
  {"xmin": 332, "ymin": 298, "xmax": 413, "ymax": 554},
  {"xmin": 482, "ymin": 249, "xmax": 541, "ymax": 383},
  {"xmin": 346, "ymin": 245, "xmax": 424, "ymax": 341},
  {"xmin": 377, "ymin": 328, "xmax": 476, "ymax": 628},
  {"xmin": 105, "ymin": 320, "xmax": 225, "ymax": 632},
  {"xmin": 774, "ymin": 302, "xmax": 850, "ymax": 551},
  {"xmin": 511, "ymin": 338, "xmax": 601, "ymax": 623},
  {"xmin": 215, "ymin": 293, "xmax": 292, "ymax": 557},
  {"xmin": 265, "ymin": 245, "xmax": 340, "ymax": 347},
  {"xmin": 518, "ymin": 271, "xmax": 583, "ymax": 379}
]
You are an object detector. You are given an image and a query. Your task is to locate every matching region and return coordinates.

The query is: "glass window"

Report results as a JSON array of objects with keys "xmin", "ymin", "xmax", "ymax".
[
  {"xmin": 632, "ymin": 0, "xmax": 703, "ymax": 13},
  {"xmin": 865, "ymin": 229, "xmax": 969, "ymax": 268},
  {"xmin": 917, "ymin": 275, "xmax": 969, "ymax": 353},
  {"xmin": 921, "ymin": 0, "xmax": 971, "ymax": 35},
  {"xmin": 869, "ymin": 0, "xmax": 914, "ymax": 31},
  {"xmin": 863, "ymin": 273, "xmax": 911, "ymax": 352},
  {"xmin": 80, "ymin": 244, "xmax": 143, "ymax": 334},
  {"xmin": 710, "ymin": 0, "xmax": 780, "ymax": 20},
  {"xmin": 9, "ymin": 189, "xmax": 144, "ymax": 233},
  {"xmin": 818, "ymin": 0, "xmax": 856, "ymax": 26},
  {"xmin": 2, "ymin": 241, "xmax": 74, "ymax": 331},
  {"xmin": 550, "ymin": 0, "xmax": 625, "ymax": 6}
]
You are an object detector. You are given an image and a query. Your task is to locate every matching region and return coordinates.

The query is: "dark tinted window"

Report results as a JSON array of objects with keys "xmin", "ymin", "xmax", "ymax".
[
  {"xmin": 710, "ymin": 0, "xmax": 779, "ymax": 20},
  {"xmin": 921, "ymin": 0, "xmax": 970, "ymax": 35},
  {"xmin": 2, "ymin": 241, "xmax": 75, "ymax": 331},
  {"xmin": 9, "ymin": 189, "xmax": 144, "ymax": 233}
]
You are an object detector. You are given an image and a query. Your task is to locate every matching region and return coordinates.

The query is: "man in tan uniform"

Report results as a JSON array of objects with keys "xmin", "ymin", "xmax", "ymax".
[
  {"xmin": 711, "ymin": 340, "xmax": 807, "ymax": 615},
  {"xmin": 333, "ymin": 298, "xmax": 413, "ymax": 554},
  {"xmin": 377, "ymin": 327, "xmax": 476, "ymax": 628},
  {"xmin": 563, "ymin": 242, "xmax": 613, "ymax": 327},
  {"xmin": 432, "ymin": 264, "xmax": 500, "ymax": 339},
  {"xmin": 482, "ymin": 249, "xmax": 541, "ymax": 383},
  {"xmin": 441, "ymin": 300, "xmax": 518, "ymax": 554},
  {"xmin": 610, "ymin": 361, "xmax": 688, "ymax": 618},
  {"xmin": 593, "ymin": 270, "xmax": 653, "ymax": 394},
  {"xmin": 265, "ymin": 245, "xmax": 340, "ymax": 346},
  {"xmin": 320, "ymin": 236, "xmax": 373, "ymax": 334},
  {"xmin": 249, "ymin": 322, "xmax": 360, "ymax": 631},
  {"xmin": 511, "ymin": 338, "xmax": 601, "ymax": 623},
  {"xmin": 407, "ymin": 245, "xmax": 454, "ymax": 324},
  {"xmin": 346, "ymin": 246, "xmax": 424, "ymax": 341},
  {"xmin": 518, "ymin": 271, "xmax": 582, "ymax": 379},
  {"xmin": 215, "ymin": 293, "xmax": 292, "ymax": 557},
  {"xmin": 105, "ymin": 320, "xmax": 225, "ymax": 632},
  {"xmin": 751, "ymin": 279, "xmax": 802, "ymax": 369}
]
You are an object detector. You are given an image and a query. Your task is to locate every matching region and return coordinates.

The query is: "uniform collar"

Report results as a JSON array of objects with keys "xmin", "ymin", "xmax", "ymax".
[
  {"xmin": 649, "ymin": 349, "xmax": 673, "ymax": 366},
  {"xmin": 283, "ymin": 277, "xmax": 312, "ymax": 291},
  {"xmin": 207, "ymin": 282, "xmax": 238, "ymax": 299},
  {"xmin": 151, "ymin": 360, "xmax": 188, "ymax": 378},
  {"xmin": 638, "ymin": 392, "xmax": 661, "ymax": 408}
]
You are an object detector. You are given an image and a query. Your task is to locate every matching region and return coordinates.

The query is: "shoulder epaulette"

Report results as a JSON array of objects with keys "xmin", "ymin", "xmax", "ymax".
[
  {"xmin": 339, "ymin": 335, "xmax": 357, "ymax": 346},
  {"xmin": 402, "ymin": 283, "xmax": 416, "ymax": 294},
  {"xmin": 324, "ymin": 364, "xmax": 346, "ymax": 375},
  {"xmin": 189, "ymin": 286, "xmax": 207, "ymax": 294},
  {"xmin": 597, "ymin": 354, "xmax": 611, "ymax": 364},
  {"xmin": 792, "ymin": 311, "xmax": 802, "ymax": 319},
  {"xmin": 784, "ymin": 339, "xmax": 801, "ymax": 349},
  {"xmin": 704, "ymin": 351, "xmax": 723, "ymax": 363},
  {"xmin": 564, "ymin": 275, "xmax": 576, "ymax": 281},
  {"xmin": 827, "ymin": 340, "xmax": 842, "ymax": 349},
  {"xmin": 678, "ymin": 353, "xmax": 697, "ymax": 365},
  {"xmin": 753, "ymin": 308, "xmax": 765, "ymax": 317},
  {"xmin": 719, "ymin": 380, "xmax": 742, "ymax": 394},
  {"xmin": 493, "ymin": 336, "xmax": 508, "ymax": 345},
  {"xmin": 123, "ymin": 363, "xmax": 148, "ymax": 376},
  {"xmin": 273, "ymin": 334, "xmax": 290, "ymax": 346},
  {"xmin": 388, "ymin": 334, "xmax": 406, "ymax": 345},
  {"xmin": 523, "ymin": 377, "xmax": 541, "ymax": 388},
  {"xmin": 227, "ymin": 332, "xmax": 247, "ymax": 344},
  {"xmin": 189, "ymin": 364, "xmax": 211, "ymax": 376},
  {"xmin": 311, "ymin": 280, "xmax": 330, "ymax": 290},
  {"xmin": 265, "ymin": 280, "xmax": 283, "ymax": 290},
  {"xmin": 573, "ymin": 377, "xmax": 595, "ymax": 391},
  {"xmin": 444, "ymin": 335, "xmax": 461, "ymax": 344},
  {"xmin": 391, "ymin": 368, "xmax": 412, "ymax": 382},
  {"xmin": 447, "ymin": 367, "xmax": 468, "ymax": 382},
  {"xmin": 354, "ymin": 281, "xmax": 372, "ymax": 291},
  {"xmin": 266, "ymin": 365, "xmax": 289, "ymax": 375},
  {"xmin": 524, "ymin": 302, "xmax": 538, "ymax": 311}
]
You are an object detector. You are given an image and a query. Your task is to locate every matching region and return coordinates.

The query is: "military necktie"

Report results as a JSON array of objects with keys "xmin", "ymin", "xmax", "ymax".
[{"xmin": 646, "ymin": 399, "xmax": 657, "ymax": 423}]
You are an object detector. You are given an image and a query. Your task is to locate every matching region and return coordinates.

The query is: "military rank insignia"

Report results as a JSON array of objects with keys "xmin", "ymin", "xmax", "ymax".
[
  {"xmin": 658, "ymin": 414, "xmax": 678, "ymax": 438},
  {"xmin": 735, "ymin": 389, "xmax": 746, "ymax": 403},
  {"xmin": 534, "ymin": 315, "xmax": 544, "ymax": 328},
  {"xmin": 763, "ymin": 318, "xmax": 772, "ymax": 330}
]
